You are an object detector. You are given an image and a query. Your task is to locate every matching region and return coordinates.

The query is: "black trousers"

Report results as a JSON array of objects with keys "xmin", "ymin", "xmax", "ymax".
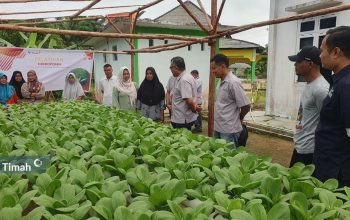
[
  {"xmin": 171, "ymin": 121, "xmax": 194, "ymax": 131},
  {"xmin": 289, "ymin": 149, "xmax": 313, "ymax": 168}
]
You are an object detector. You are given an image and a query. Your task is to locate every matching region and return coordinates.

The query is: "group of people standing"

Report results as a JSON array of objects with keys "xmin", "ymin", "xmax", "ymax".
[
  {"xmin": 100, "ymin": 55, "xmax": 250, "ymax": 150},
  {"xmin": 0, "ymin": 70, "xmax": 87, "ymax": 108},
  {"xmin": 99, "ymin": 64, "xmax": 166, "ymax": 122},
  {"xmin": 0, "ymin": 70, "xmax": 45, "ymax": 107},
  {"xmin": 288, "ymin": 26, "xmax": 350, "ymax": 187}
]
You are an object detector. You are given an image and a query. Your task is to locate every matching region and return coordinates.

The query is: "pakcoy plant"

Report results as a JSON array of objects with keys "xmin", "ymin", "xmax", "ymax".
[{"xmin": 0, "ymin": 101, "xmax": 349, "ymax": 220}]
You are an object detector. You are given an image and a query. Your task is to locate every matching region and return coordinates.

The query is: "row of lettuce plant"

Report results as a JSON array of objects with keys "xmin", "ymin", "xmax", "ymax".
[{"xmin": 0, "ymin": 101, "xmax": 349, "ymax": 220}]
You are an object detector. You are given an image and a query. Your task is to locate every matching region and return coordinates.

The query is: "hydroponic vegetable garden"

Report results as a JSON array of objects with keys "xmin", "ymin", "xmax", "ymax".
[{"xmin": 0, "ymin": 101, "xmax": 350, "ymax": 220}]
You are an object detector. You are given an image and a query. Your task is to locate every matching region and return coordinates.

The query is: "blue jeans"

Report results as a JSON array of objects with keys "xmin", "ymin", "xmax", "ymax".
[{"xmin": 214, "ymin": 130, "xmax": 241, "ymax": 149}]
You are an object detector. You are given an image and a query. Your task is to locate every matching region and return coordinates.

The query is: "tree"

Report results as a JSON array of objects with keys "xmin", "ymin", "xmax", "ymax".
[{"xmin": 0, "ymin": 18, "xmax": 103, "ymax": 49}]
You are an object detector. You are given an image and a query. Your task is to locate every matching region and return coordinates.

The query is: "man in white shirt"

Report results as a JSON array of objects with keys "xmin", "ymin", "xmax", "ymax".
[
  {"xmin": 99, "ymin": 64, "xmax": 117, "ymax": 106},
  {"xmin": 170, "ymin": 56, "xmax": 201, "ymax": 130}
]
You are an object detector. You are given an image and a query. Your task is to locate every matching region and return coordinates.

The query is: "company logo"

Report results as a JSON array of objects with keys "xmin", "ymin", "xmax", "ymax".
[{"xmin": 0, "ymin": 156, "xmax": 50, "ymax": 173}]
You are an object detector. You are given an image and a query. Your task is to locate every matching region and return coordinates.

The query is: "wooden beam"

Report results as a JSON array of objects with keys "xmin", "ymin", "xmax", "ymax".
[
  {"xmin": 93, "ymin": 50, "xmax": 129, "ymax": 54},
  {"xmin": 70, "ymin": 0, "xmax": 101, "ymax": 19},
  {"xmin": 13, "ymin": 16, "xmax": 104, "ymax": 26},
  {"xmin": 208, "ymin": 0, "xmax": 217, "ymax": 137},
  {"xmin": 106, "ymin": 16, "xmax": 134, "ymax": 49},
  {"xmin": 0, "ymin": 23, "xmax": 206, "ymax": 42},
  {"xmin": 125, "ymin": 41, "xmax": 196, "ymax": 53},
  {"xmin": 196, "ymin": 0, "xmax": 213, "ymax": 30},
  {"xmin": 214, "ymin": 0, "xmax": 225, "ymax": 31},
  {"xmin": 127, "ymin": 39, "xmax": 207, "ymax": 52},
  {"xmin": 213, "ymin": 3, "xmax": 350, "ymax": 39},
  {"xmin": 176, "ymin": 0, "xmax": 210, "ymax": 34},
  {"xmin": 130, "ymin": 0, "xmax": 164, "ymax": 14},
  {"xmin": 0, "ymin": 4, "xmax": 143, "ymax": 16}
]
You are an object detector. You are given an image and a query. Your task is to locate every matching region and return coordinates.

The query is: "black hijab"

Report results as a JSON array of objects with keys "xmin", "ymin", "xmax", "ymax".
[
  {"xmin": 137, "ymin": 67, "xmax": 165, "ymax": 106},
  {"xmin": 9, "ymin": 71, "xmax": 25, "ymax": 99}
]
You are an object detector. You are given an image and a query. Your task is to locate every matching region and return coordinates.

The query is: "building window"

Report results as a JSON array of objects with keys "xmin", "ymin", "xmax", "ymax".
[
  {"xmin": 188, "ymin": 45, "xmax": 191, "ymax": 51},
  {"xmin": 300, "ymin": 20, "xmax": 315, "ymax": 32},
  {"xmin": 112, "ymin": 45, "xmax": 118, "ymax": 61},
  {"xmin": 149, "ymin": 39, "xmax": 154, "ymax": 47},
  {"xmin": 164, "ymin": 40, "xmax": 168, "ymax": 44},
  {"xmin": 201, "ymin": 42, "xmax": 205, "ymax": 51},
  {"xmin": 320, "ymin": 17, "xmax": 336, "ymax": 30},
  {"xmin": 297, "ymin": 14, "xmax": 337, "ymax": 82},
  {"xmin": 103, "ymin": 49, "xmax": 107, "ymax": 63}
]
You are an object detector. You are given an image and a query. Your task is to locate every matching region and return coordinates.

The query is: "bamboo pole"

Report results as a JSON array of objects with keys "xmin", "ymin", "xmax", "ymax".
[
  {"xmin": 0, "ymin": 23, "xmax": 206, "ymax": 41},
  {"xmin": 176, "ymin": 0, "xmax": 210, "ymax": 34},
  {"xmin": 214, "ymin": 0, "xmax": 226, "ymax": 31},
  {"xmin": 125, "ymin": 41, "xmax": 196, "ymax": 53},
  {"xmin": 129, "ymin": 12, "xmax": 139, "ymax": 81},
  {"xmin": 208, "ymin": 0, "xmax": 217, "ymax": 137},
  {"xmin": 70, "ymin": 0, "xmax": 101, "ymax": 19},
  {"xmin": 106, "ymin": 16, "xmax": 134, "ymax": 49},
  {"xmin": 12, "ymin": 16, "xmax": 105, "ymax": 26},
  {"xmin": 130, "ymin": 0, "xmax": 164, "ymax": 14},
  {"xmin": 0, "ymin": 5, "xmax": 143, "ymax": 16},
  {"xmin": 196, "ymin": 0, "xmax": 213, "ymax": 31},
  {"xmin": 92, "ymin": 50, "xmax": 129, "ymax": 54},
  {"xmin": 126, "ymin": 39, "xmax": 207, "ymax": 53}
]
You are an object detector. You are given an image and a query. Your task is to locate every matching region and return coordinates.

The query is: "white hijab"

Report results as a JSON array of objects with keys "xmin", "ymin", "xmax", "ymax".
[
  {"xmin": 116, "ymin": 66, "xmax": 137, "ymax": 106},
  {"xmin": 62, "ymin": 72, "xmax": 84, "ymax": 100}
]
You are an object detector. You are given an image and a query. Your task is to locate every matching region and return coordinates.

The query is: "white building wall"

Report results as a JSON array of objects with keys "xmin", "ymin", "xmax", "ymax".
[
  {"xmin": 137, "ymin": 39, "xmax": 211, "ymax": 109},
  {"xmin": 267, "ymin": 0, "xmax": 350, "ymax": 119}
]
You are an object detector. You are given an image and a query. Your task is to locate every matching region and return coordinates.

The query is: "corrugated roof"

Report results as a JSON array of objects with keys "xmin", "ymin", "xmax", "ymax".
[
  {"xmin": 154, "ymin": 1, "xmax": 215, "ymax": 28},
  {"xmin": 219, "ymin": 38, "xmax": 262, "ymax": 49}
]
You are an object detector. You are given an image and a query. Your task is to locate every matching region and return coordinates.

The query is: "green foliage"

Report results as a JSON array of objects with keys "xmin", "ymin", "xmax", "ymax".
[{"xmin": 0, "ymin": 101, "xmax": 349, "ymax": 219}]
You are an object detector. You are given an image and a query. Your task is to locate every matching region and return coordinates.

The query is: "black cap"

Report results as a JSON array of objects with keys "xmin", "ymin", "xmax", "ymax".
[{"xmin": 288, "ymin": 46, "xmax": 321, "ymax": 65}]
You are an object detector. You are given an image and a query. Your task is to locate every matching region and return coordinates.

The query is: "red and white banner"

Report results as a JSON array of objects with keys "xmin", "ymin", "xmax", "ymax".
[{"xmin": 0, "ymin": 47, "xmax": 94, "ymax": 91}]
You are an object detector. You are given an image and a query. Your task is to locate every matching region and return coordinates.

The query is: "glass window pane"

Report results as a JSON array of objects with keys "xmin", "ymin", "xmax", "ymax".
[
  {"xmin": 299, "ymin": 37, "xmax": 314, "ymax": 49},
  {"xmin": 149, "ymin": 39, "xmax": 154, "ymax": 47},
  {"xmin": 320, "ymin": 17, "xmax": 336, "ymax": 29},
  {"xmin": 300, "ymin": 20, "xmax": 315, "ymax": 32},
  {"xmin": 297, "ymin": 75, "xmax": 305, "ymax": 82}
]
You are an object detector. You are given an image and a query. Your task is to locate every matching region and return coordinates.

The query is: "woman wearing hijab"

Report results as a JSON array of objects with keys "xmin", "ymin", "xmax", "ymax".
[
  {"xmin": 0, "ymin": 72, "xmax": 16, "ymax": 107},
  {"xmin": 21, "ymin": 70, "xmax": 45, "ymax": 103},
  {"xmin": 137, "ymin": 67, "xmax": 165, "ymax": 122},
  {"xmin": 62, "ymin": 72, "xmax": 85, "ymax": 101},
  {"xmin": 9, "ymin": 70, "xmax": 25, "ymax": 101},
  {"xmin": 112, "ymin": 66, "xmax": 137, "ymax": 110}
]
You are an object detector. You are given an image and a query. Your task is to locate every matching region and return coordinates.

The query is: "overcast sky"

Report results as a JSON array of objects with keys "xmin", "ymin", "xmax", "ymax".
[{"xmin": 142, "ymin": 0, "xmax": 271, "ymax": 46}]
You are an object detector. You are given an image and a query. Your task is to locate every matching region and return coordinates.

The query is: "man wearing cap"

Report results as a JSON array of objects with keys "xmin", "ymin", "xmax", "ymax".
[
  {"xmin": 314, "ymin": 26, "xmax": 350, "ymax": 187},
  {"xmin": 288, "ymin": 46, "xmax": 329, "ymax": 167}
]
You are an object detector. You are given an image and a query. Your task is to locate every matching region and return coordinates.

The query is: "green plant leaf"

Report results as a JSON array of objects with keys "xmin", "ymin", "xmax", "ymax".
[
  {"xmin": 0, "ymin": 205, "xmax": 22, "ymax": 220},
  {"xmin": 69, "ymin": 201, "xmax": 92, "ymax": 220},
  {"xmin": 167, "ymin": 200, "xmax": 185, "ymax": 220},
  {"xmin": 19, "ymin": 190, "xmax": 38, "ymax": 210},
  {"xmin": 267, "ymin": 202, "xmax": 290, "ymax": 220},
  {"xmin": 230, "ymin": 210, "xmax": 253, "ymax": 220},
  {"xmin": 23, "ymin": 207, "xmax": 46, "ymax": 220},
  {"xmin": 249, "ymin": 203, "xmax": 267, "ymax": 220},
  {"xmin": 112, "ymin": 191, "xmax": 127, "ymax": 210},
  {"xmin": 114, "ymin": 206, "xmax": 134, "ymax": 220}
]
